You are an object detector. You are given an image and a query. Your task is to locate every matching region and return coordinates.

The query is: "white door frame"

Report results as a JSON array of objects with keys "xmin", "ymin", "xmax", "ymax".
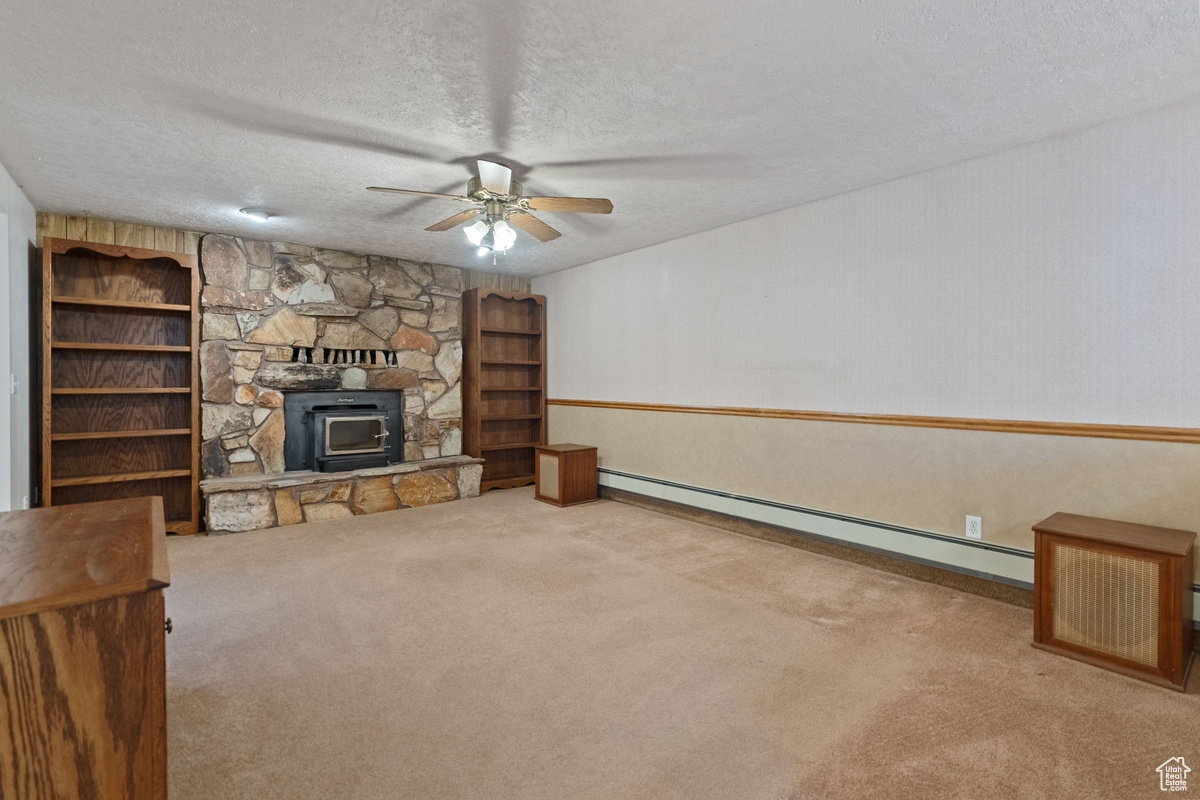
[{"xmin": 0, "ymin": 212, "xmax": 11, "ymax": 511}]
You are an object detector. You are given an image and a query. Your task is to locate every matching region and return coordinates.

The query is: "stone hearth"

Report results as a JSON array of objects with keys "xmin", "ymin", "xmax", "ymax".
[{"xmin": 202, "ymin": 456, "xmax": 483, "ymax": 533}]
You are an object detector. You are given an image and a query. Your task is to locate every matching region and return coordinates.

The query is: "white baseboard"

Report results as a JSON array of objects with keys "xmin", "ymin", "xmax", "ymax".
[{"xmin": 598, "ymin": 467, "xmax": 1200, "ymax": 624}]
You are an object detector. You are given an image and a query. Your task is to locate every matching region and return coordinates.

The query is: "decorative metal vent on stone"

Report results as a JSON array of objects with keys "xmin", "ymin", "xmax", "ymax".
[{"xmin": 289, "ymin": 347, "xmax": 408, "ymax": 366}]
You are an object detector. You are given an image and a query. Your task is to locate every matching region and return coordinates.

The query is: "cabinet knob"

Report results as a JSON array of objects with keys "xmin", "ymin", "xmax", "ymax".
[{"xmin": 165, "ymin": 618, "xmax": 173, "ymax": 634}]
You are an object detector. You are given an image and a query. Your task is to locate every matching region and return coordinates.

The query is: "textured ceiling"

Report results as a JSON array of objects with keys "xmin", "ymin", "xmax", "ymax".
[{"xmin": 2, "ymin": 1, "xmax": 1199, "ymax": 276}]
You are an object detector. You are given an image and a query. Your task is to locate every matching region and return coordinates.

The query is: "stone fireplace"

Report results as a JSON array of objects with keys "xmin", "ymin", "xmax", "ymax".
[{"xmin": 196, "ymin": 234, "xmax": 482, "ymax": 533}]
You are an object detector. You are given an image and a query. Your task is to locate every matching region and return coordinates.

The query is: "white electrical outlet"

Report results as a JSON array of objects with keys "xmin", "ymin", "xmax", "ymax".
[
  {"xmin": 966, "ymin": 515, "xmax": 982, "ymax": 540},
  {"xmin": 21, "ymin": 495, "xmax": 29, "ymax": 510}
]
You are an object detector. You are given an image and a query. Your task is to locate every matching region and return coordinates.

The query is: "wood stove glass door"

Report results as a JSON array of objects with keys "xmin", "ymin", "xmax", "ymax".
[{"xmin": 324, "ymin": 415, "xmax": 388, "ymax": 456}]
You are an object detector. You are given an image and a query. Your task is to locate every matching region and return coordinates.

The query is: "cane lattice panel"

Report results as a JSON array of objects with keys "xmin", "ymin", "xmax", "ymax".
[{"xmin": 1052, "ymin": 543, "xmax": 1159, "ymax": 667}]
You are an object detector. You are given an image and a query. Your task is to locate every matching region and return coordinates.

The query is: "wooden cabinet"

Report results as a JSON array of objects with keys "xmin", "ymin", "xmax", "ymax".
[
  {"xmin": 1033, "ymin": 512, "xmax": 1195, "ymax": 691},
  {"xmin": 462, "ymin": 288, "xmax": 546, "ymax": 492},
  {"xmin": 535, "ymin": 444, "xmax": 598, "ymax": 507},
  {"xmin": 41, "ymin": 238, "xmax": 199, "ymax": 534},
  {"xmin": 0, "ymin": 497, "xmax": 171, "ymax": 799}
]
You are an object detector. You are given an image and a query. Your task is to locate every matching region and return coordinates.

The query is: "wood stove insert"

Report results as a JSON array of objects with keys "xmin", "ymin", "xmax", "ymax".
[{"xmin": 283, "ymin": 390, "xmax": 403, "ymax": 472}]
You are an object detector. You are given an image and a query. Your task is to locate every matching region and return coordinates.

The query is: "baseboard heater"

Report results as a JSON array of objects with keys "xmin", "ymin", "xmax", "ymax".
[
  {"xmin": 598, "ymin": 467, "xmax": 1035, "ymax": 587},
  {"xmin": 597, "ymin": 467, "xmax": 1200, "ymax": 633}
]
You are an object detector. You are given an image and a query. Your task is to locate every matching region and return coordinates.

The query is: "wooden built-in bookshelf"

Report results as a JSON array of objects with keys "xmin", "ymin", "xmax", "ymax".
[
  {"xmin": 41, "ymin": 237, "xmax": 200, "ymax": 534},
  {"xmin": 462, "ymin": 288, "xmax": 547, "ymax": 492}
]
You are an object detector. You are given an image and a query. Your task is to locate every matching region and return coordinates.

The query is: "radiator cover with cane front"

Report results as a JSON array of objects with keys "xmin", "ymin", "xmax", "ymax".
[{"xmin": 1033, "ymin": 512, "xmax": 1195, "ymax": 691}]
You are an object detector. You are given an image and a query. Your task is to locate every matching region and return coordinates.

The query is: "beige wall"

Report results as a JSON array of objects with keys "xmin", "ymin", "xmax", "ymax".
[{"xmin": 550, "ymin": 404, "xmax": 1200, "ymax": 583}]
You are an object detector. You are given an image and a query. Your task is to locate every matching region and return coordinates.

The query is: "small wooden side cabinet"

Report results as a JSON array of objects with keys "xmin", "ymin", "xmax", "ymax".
[
  {"xmin": 535, "ymin": 444, "xmax": 598, "ymax": 507},
  {"xmin": 0, "ymin": 496, "xmax": 171, "ymax": 798},
  {"xmin": 1032, "ymin": 511, "xmax": 1194, "ymax": 691}
]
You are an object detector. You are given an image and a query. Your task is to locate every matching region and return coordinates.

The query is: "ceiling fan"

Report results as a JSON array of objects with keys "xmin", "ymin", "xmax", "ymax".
[{"xmin": 368, "ymin": 160, "xmax": 613, "ymax": 258}]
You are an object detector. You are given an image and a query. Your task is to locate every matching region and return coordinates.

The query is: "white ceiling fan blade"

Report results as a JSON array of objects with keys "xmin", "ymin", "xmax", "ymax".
[{"xmin": 477, "ymin": 160, "xmax": 512, "ymax": 195}]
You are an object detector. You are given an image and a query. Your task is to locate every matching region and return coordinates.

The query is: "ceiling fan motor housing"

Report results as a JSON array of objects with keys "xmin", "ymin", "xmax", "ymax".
[
  {"xmin": 468, "ymin": 175, "xmax": 524, "ymax": 203},
  {"xmin": 484, "ymin": 200, "xmax": 508, "ymax": 223}
]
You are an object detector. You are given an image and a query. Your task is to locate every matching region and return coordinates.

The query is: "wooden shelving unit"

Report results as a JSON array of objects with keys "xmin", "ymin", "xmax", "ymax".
[
  {"xmin": 462, "ymin": 288, "xmax": 547, "ymax": 492},
  {"xmin": 41, "ymin": 237, "xmax": 200, "ymax": 534}
]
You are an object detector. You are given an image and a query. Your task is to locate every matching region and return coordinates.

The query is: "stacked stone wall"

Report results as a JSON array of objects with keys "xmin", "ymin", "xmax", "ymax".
[{"xmin": 198, "ymin": 234, "xmax": 464, "ymax": 480}]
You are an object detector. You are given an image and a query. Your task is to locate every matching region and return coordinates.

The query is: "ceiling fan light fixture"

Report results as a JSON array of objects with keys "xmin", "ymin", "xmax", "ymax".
[
  {"xmin": 464, "ymin": 218, "xmax": 489, "ymax": 246},
  {"xmin": 492, "ymin": 220, "xmax": 516, "ymax": 251}
]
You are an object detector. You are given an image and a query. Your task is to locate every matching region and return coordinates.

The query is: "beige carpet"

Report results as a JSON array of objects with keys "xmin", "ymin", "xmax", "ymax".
[{"xmin": 165, "ymin": 488, "xmax": 1200, "ymax": 799}]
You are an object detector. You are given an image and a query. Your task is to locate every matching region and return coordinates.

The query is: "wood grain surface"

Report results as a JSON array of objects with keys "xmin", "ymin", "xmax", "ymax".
[
  {"xmin": 0, "ymin": 590, "xmax": 167, "ymax": 799},
  {"xmin": 1033, "ymin": 512, "xmax": 1196, "ymax": 557},
  {"xmin": 50, "ymin": 253, "xmax": 191, "ymax": 306},
  {"xmin": 50, "ymin": 302, "xmax": 193, "ymax": 346},
  {"xmin": 0, "ymin": 497, "xmax": 169, "ymax": 798},
  {"xmin": 37, "ymin": 214, "xmax": 199, "ymax": 259},
  {"xmin": 0, "ymin": 497, "xmax": 168, "ymax": 622}
]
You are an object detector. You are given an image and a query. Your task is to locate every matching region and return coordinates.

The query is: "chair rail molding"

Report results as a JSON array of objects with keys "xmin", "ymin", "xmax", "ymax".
[{"xmin": 547, "ymin": 398, "xmax": 1200, "ymax": 444}]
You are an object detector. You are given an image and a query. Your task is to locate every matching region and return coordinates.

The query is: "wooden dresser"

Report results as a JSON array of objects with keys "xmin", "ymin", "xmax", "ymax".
[{"xmin": 0, "ymin": 497, "xmax": 171, "ymax": 799}]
